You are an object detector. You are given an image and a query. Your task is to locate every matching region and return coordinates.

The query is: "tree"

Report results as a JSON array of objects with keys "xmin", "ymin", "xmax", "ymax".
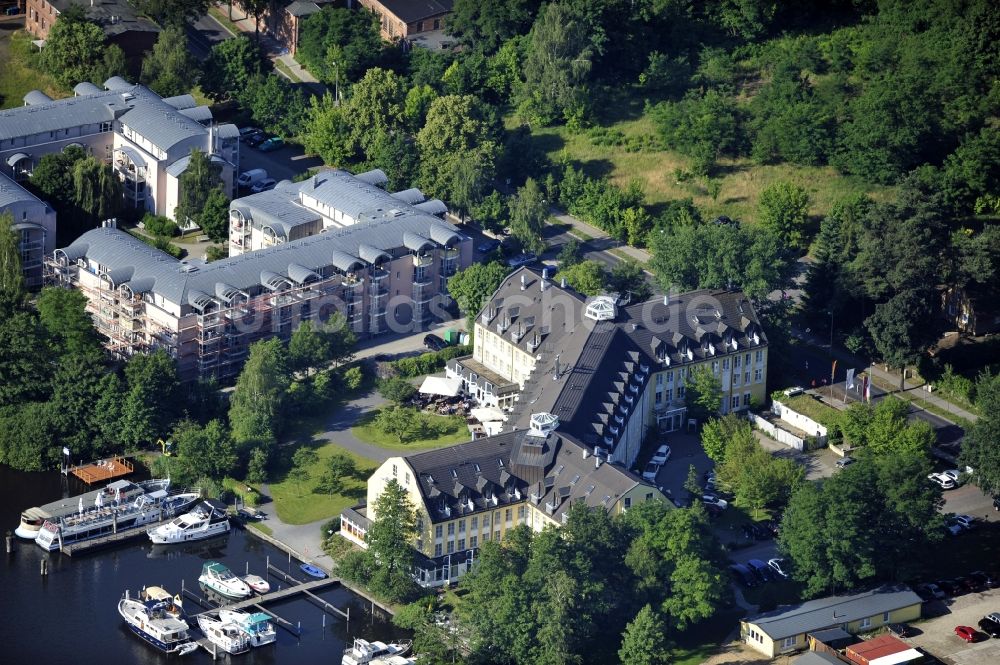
[
  {"xmin": 374, "ymin": 406, "xmax": 418, "ymax": 444},
  {"xmin": 303, "ymin": 92, "xmax": 354, "ymax": 166},
  {"xmin": 346, "ymin": 68, "xmax": 406, "ymax": 157},
  {"xmin": 73, "ymin": 157, "xmax": 123, "ymax": 226},
  {"xmin": 518, "ymin": 2, "xmax": 593, "ymax": 125},
  {"xmin": 700, "ymin": 414, "xmax": 748, "ymax": 464},
  {"xmin": 960, "ymin": 372, "xmax": 1000, "ymax": 496},
  {"xmin": 322, "ymin": 311, "xmax": 357, "ymax": 367},
  {"xmin": 229, "ymin": 338, "xmax": 291, "ymax": 445},
  {"xmin": 201, "ymin": 35, "xmax": 270, "ymax": 102},
  {"xmin": 131, "ymin": 0, "xmax": 209, "ymax": 26},
  {"xmin": 559, "ymin": 260, "xmax": 606, "ymax": 296},
  {"xmin": 683, "ymin": 464, "xmax": 701, "ymax": 498},
  {"xmin": 0, "ymin": 213, "xmax": 25, "ymax": 310},
  {"xmin": 363, "ymin": 131, "xmax": 421, "ymax": 193},
  {"xmin": 246, "ymin": 445, "xmax": 270, "ymax": 484},
  {"xmin": 449, "ymin": 157, "xmax": 491, "ymax": 223},
  {"xmin": 39, "ymin": 6, "xmax": 109, "ymax": 87},
  {"xmin": 0, "ymin": 402, "xmax": 58, "ymax": 471},
  {"xmin": 365, "ymin": 478, "xmax": 419, "ymax": 602},
  {"xmin": 291, "ymin": 446, "xmax": 319, "ymax": 474},
  {"xmin": 199, "ymin": 189, "xmax": 230, "ymax": 242},
  {"xmin": 557, "ymin": 238, "xmax": 582, "ymax": 267},
  {"xmin": 240, "ymin": 0, "xmax": 271, "ymax": 43},
  {"xmin": 379, "ymin": 377, "xmax": 416, "ymax": 405},
  {"xmin": 174, "ymin": 149, "xmax": 223, "ymax": 228},
  {"xmin": 619, "ymin": 605, "xmax": 671, "ymax": 665},
  {"xmin": 865, "ymin": 290, "xmax": 938, "ymax": 390},
  {"xmin": 607, "ymin": 261, "xmax": 651, "ymax": 302},
  {"xmin": 243, "ymin": 74, "xmax": 306, "ymax": 138},
  {"xmin": 119, "ymin": 350, "xmax": 181, "ymax": 448},
  {"xmin": 288, "ymin": 320, "xmax": 332, "ymax": 375},
  {"xmin": 296, "ymin": 5, "xmax": 383, "ymax": 82},
  {"xmin": 316, "ymin": 451, "xmax": 356, "ymax": 495},
  {"xmin": 174, "ymin": 419, "xmax": 236, "ymax": 480},
  {"xmin": 447, "ymin": 261, "xmax": 509, "ymax": 320},
  {"xmin": 48, "ymin": 351, "xmax": 108, "ymax": 460},
  {"xmin": 758, "ymin": 181, "xmax": 811, "ymax": 250},
  {"xmin": 651, "ymin": 90, "xmax": 741, "ymax": 176},
  {"xmin": 507, "ymin": 177, "xmax": 547, "ymax": 255},
  {"xmin": 140, "ymin": 25, "xmax": 196, "ymax": 98},
  {"xmin": 404, "ymin": 84, "xmax": 437, "ymax": 132},
  {"xmin": 447, "ymin": 0, "xmax": 541, "ymax": 53},
  {"xmin": 685, "ymin": 366, "xmax": 723, "ymax": 423},
  {"xmin": 416, "ymin": 94, "xmax": 500, "ymax": 204},
  {"xmin": 36, "ymin": 286, "xmax": 101, "ymax": 358}
]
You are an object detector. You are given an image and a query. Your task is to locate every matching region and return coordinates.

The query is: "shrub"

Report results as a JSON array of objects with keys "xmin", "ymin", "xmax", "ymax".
[
  {"xmin": 141, "ymin": 213, "xmax": 179, "ymax": 237},
  {"xmin": 389, "ymin": 345, "xmax": 470, "ymax": 378}
]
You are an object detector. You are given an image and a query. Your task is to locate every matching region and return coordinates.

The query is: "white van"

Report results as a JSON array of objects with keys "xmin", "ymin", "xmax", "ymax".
[{"xmin": 237, "ymin": 168, "xmax": 268, "ymax": 188}]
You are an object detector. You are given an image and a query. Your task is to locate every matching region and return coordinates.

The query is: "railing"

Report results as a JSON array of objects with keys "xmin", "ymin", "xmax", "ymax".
[{"xmin": 413, "ymin": 254, "xmax": 433, "ymax": 268}]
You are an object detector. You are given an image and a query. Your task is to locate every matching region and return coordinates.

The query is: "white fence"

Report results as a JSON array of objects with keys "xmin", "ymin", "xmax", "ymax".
[
  {"xmin": 772, "ymin": 401, "xmax": 828, "ymax": 442},
  {"xmin": 748, "ymin": 413, "xmax": 810, "ymax": 451}
]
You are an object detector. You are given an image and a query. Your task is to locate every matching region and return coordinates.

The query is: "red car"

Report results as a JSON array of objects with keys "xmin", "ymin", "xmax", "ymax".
[{"xmin": 955, "ymin": 625, "xmax": 978, "ymax": 642}]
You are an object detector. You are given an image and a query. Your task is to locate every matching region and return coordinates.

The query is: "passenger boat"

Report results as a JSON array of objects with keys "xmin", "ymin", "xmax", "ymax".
[
  {"xmin": 342, "ymin": 638, "xmax": 414, "ymax": 665},
  {"xmin": 242, "ymin": 574, "xmax": 270, "ymax": 594},
  {"xmin": 15, "ymin": 478, "xmax": 169, "ymax": 540},
  {"xmin": 147, "ymin": 499, "xmax": 230, "ymax": 544},
  {"xmin": 199, "ymin": 561, "xmax": 251, "ymax": 599},
  {"xmin": 218, "ymin": 609, "xmax": 277, "ymax": 647},
  {"xmin": 300, "ymin": 562, "xmax": 328, "ymax": 579},
  {"xmin": 139, "ymin": 586, "xmax": 186, "ymax": 619},
  {"xmin": 34, "ymin": 480, "xmax": 198, "ymax": 552},
  {"xmin": 118, "ymin": 595, "xmax": 198, "ymax": 655},
  {"xmin": 196, "ymin": 615, "xmax": 250, "ymax": 655}
]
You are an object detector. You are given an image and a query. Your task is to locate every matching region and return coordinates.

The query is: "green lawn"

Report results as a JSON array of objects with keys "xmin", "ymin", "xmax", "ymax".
[
  {"xmin": 268, "ymin": 444, "xmax": 378, "ymax": 525},
  {"xmin": 509, "ymin": 96, "xmax": 894, "ymax": 224},
  {"xmin": 780, "ymin": 393, "xmax": 842, "ymax": 427},
  {"xmin": 0, "ymin": 29, "xmax": 68, "ymax": 110},
  {"xmin": 247, "ymin": 521, "xmax": 273, "ymax": 537},
  {"xmin": 352, "ymin": 408, "xmax": 469, "ymax": 451}
]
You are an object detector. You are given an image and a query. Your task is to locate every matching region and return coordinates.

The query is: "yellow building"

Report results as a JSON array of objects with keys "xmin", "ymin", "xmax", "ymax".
[
  {"xmin": 342, "ymin": 413, "xmax": 663, "ymax": 587},
  {"xmin": 741, "ymin": 586, "xmax": 923, "ymax": 657},
  {"xmin": 447, "ymin": 268, "xmax": 769, "ymax": 469}
]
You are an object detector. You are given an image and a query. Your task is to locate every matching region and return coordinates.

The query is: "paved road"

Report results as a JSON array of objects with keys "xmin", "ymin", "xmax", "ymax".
[
  {"xmin": 186, "ymin": 12, "xmax": 232, "ymax": 58},
  {"xmin": 237, "ymin": 143, "xmax": 325, "ymax": 183},
  {"xmin": 907, "ymin": 587, "xmax": 1000, "ymax": 664}
]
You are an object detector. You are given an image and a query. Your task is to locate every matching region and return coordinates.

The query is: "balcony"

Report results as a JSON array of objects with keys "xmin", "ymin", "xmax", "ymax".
[
  {"xmin": 343, "ymin": 274, "xmax": 363, "ymax": 288},
  {"xmin": 370, "ymin": 269, "xmax": 389, "ymax": 282},
  {"xmin": 413, "ymin": 253, "xmax": 433, "ymax": 268}
]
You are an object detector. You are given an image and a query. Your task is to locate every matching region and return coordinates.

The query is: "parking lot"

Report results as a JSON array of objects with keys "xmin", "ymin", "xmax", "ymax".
[
  {"xmin": 906, "ymin": 589, "xmax": 1000, "ymax": 664},
  {"xmin": 647, "ymin": 430, "xmax": 713, "ymax": 501},
  {"xmin": 942, "ymin": 482, "xmax": 999, "ymax": 524},
  {"xmin": 236, "ymin": 141, "xmax": 324, "ymax": 184}
]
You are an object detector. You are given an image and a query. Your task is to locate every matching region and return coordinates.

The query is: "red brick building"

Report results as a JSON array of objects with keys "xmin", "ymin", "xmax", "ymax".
[{"xmin": 356, "ymin": 0, "xmax": 452, "ymax": 41}]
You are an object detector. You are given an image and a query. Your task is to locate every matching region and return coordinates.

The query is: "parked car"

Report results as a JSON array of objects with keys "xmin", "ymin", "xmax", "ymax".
[
  {"xmin": 954, "ymin": 625, "xmax": 978, "ymax": 642},
  {"xmin": 747, "ymin": 559, "xmax": 771, "ymax": 581},
  {"xmin": 476, "ymin": 238, "xmax": 501, "ymax": 253},
  {"xmin": 952, "ymin": 514, "xmax": 977, "ymax": 529},
  {"xmin": 242, "ymin": 131, "xmax": 266, "ymax": 147},
  {"xmin": 986, "ymin": 613, "xmax": 1000, "ymax": 625},
  {"xmin": 250, "ymin": 178, "xmax": 277, "ymax": 193},
  {"xmin": 238, "ymin": 126, "xmax": 261, "ymax": 137},
  {"xmin": 915, "ymin": 583, "xmax": 945, "ymax": 600},
  {"xmin": 978, "ymin": 617, "xmax": 1000, "ymax": 639},
  {"xmin": 742, "ymin": 522, "xmax": 771, "ymax": 541},
  {"xmin": 237, "ymin": 168, "xmax": 268, "ymax": 188},
  {"xmin": 953, "ymin": 576, "xmax": 975, "ymax": 593},
  {"xmin": 969, "ymin": 571, "xmax": 997, "ymax": 589},
  {"xmin": 642, "ymin": 462, "xmax": 660, "ymax": 482},
  {"xmin": 768, "ymin": 558, "xmax": 790, "ymax": 579},
  {"xmin": 423, "ymin": 334, "xmax": 447, "ymax": 351},
  {"xmin": 941, "ymin": 469, "xmax": 962, "ymax": 484},
  {"xmin": 650, "ymin": 444, "xmax": 671, "ymax": 465},
  {"xmin": 702, "ymin": 494, "xmax": 728, "ymax": 509},
  {"xmin": 937, "ymin": 579, "xmax": 962, "ymax": 596},
  {"xmin": 258, "ymin": 137, "xmax": 284, "ymax": 152},
  {"xmin": 928, "ymin": 472, "xmax": 956, "ymax": 490},
  {"xmin": 729, "ymin": 563, "xmax": 757, "ymax": 588},
  {"xmin": 835, "ymin": 456, "xmax": 855, "ymax": 468},
  {"xmin": 887, "ymin": 623, "xmax": 912, "ymax": 638},
  {"xmin": 506, "ymin": 252, "xmax": 536, "ymax": 268}
]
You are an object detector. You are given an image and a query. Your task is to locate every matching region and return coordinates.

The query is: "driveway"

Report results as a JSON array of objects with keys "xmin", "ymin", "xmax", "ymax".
[
  {"xmin": 648, "ymin": 431, "xmax": 713, "ymax": 500},
  {"xmin": 942, "ymin": 484, "xmax": 999, "ymax": 524},
  {"xmin": 906, "ymin": 588, "xmax": 1000, "ymax": 664},
  {"xmin": 237, "ymin": 143, "xmax": 325, "ymax": 184}
]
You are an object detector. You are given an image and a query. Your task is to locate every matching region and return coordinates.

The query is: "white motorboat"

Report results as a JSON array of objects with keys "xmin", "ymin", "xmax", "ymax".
[
  {"xmin": 147, "ymin": 499, "xmax": 230, "ymax": 544},
  {"xmin": 35, "ymin": 480, "xmax": 198, "ymax": 552},
  {"xmin": 197, "ymin": 615, "xmax": 250, "ymax": 655},
  {"xmin": 218, "ymin": 609, "xmax": 277, "ymax": 647},
  {"xmin": 118, "ymin": 595, "xmax": 197, "ymax": 655},
  {"xmin": 242, "ymin": 574, "xmax": 270, "ymax": 594},
  {"xmin": 16, "ymin": 478, "xmax": 170, "ymax": 540},
  {"xmin": 343, "ymin": 637, "xmax": 414, "ymax": 665},
  {"xmin": 198, "ymin": 561, "xmax": 251, "ymax": 599},
  {"xmin": 138, "ymin": 585, "xmax": 185, "ymax": 619}
]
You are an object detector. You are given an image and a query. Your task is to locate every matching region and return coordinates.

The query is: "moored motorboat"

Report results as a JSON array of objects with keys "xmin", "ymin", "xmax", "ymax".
[
  {"xmin": 218, "ymin": 609, "xmax": 277, "ymax": 647},
  {"xmin": 147, "ymin": 499, "xmax": 230, "ymax": 544},
  {"xmin": 300, "ymin": 563, "xmax": 327, "ymax": 579},
  {"xmin": 197, "ymin": 615, "xmax": 250, "ymax": 655},
  {"xmin": 242, "ymin": 574, "xmax": 270, "ymax": 594},
  {"xmin": 118, "ymin": 595, "xmax": 197, "ymax": 655},
  {"xmin": 199, "ymin": 561, "xmax": 251, "ymax": 599},
  {"xmin": 342, "ymin": 637, "xmax": 414, "ymax": 665}
]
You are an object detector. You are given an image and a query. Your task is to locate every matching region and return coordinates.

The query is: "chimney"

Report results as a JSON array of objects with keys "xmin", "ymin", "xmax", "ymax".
[
  {"xmin": 560, "ymin": 277, "xmax": 567, "ymax": 289},
  {"xmin": 520, "ymin": 274, "xmax": 527, "ymax": 291},
  {"xmin": 312, "ymin": 174, "xmax": 318, "ymax": 189},
  {"xmin": 542, "ymin": 267, "xmax": 549, "ymax": 280},
  {"xmin": 595, "ymin": 456, "xmax": 602, "ymax": 468},
  {"xmin": 582, "ymin": 448, "xmax": 590, "ymax": 459},
  {"xmin": 663, "ymin": 294, "xmax": 669, "ymax": 305}
]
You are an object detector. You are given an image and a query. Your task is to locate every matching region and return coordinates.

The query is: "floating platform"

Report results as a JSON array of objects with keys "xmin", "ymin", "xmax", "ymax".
[{"xmin": 67, "ymin": 457, "xmax": 134, "ymax": 484}]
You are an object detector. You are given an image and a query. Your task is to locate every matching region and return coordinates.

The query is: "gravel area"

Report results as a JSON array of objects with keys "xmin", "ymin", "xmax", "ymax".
[{"xmin": 906, "ymin": 588, "xmax": 1000, "ymax": 664}]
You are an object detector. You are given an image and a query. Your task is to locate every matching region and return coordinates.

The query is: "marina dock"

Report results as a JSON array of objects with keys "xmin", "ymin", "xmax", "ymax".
[
  {"xmin": 61, "ymin": 515, "xmax": 171, "ymax": 556},
  {"xmin": 66, "ymin": 457, "xmax": 134, "ymax": 484}
]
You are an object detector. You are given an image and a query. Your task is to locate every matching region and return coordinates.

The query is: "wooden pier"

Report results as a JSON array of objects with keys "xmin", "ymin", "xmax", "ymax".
[
  {"xmin": 60, "ymin": 515, "xmax": 170, "ymax": 556},
  {"xmin": 66, "ymin": 457, "xmax": 134, "ymax": 484}
]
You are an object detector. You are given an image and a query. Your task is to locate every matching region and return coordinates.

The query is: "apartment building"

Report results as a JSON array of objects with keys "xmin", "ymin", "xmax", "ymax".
[
  {"xmin": 25, "ymin": 0, "xmax": 159, "ymax": 71},
  {"xmin": 46, "ymin": 209, "xmax": 471, "ymax": 381},
  {"xmin": 357, "ymin": 0, "xmax": 452, "ymax": 41},
  {"xmin": 0, "ymin": 171, "xmax": 56, "ymax": 288},
  {"xmin": 1, "ymin": 78, "xmax": 237, "ymax": 227},
  {"xmin": 342, "ymin": 413, "xmax": 661, "ymax": 586},
  {"xmin": 445, "ymin": 267, "xmax": 769, "ymax": 470}
]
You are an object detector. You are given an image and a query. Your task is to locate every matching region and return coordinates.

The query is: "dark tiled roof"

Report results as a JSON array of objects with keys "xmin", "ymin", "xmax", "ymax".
[
  {"xmin": 372, "ymin": 0, "xmax": 452, "ymax": 24},
  {"xmin": 49, "ymin": 0, "xmax": 159, "ymax": 36}
]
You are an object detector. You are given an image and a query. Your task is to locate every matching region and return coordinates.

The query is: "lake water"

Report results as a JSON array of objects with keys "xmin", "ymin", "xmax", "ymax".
[{"xmin": 0, "ymin": 465, "xmax": 405, "ymax": 664}]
